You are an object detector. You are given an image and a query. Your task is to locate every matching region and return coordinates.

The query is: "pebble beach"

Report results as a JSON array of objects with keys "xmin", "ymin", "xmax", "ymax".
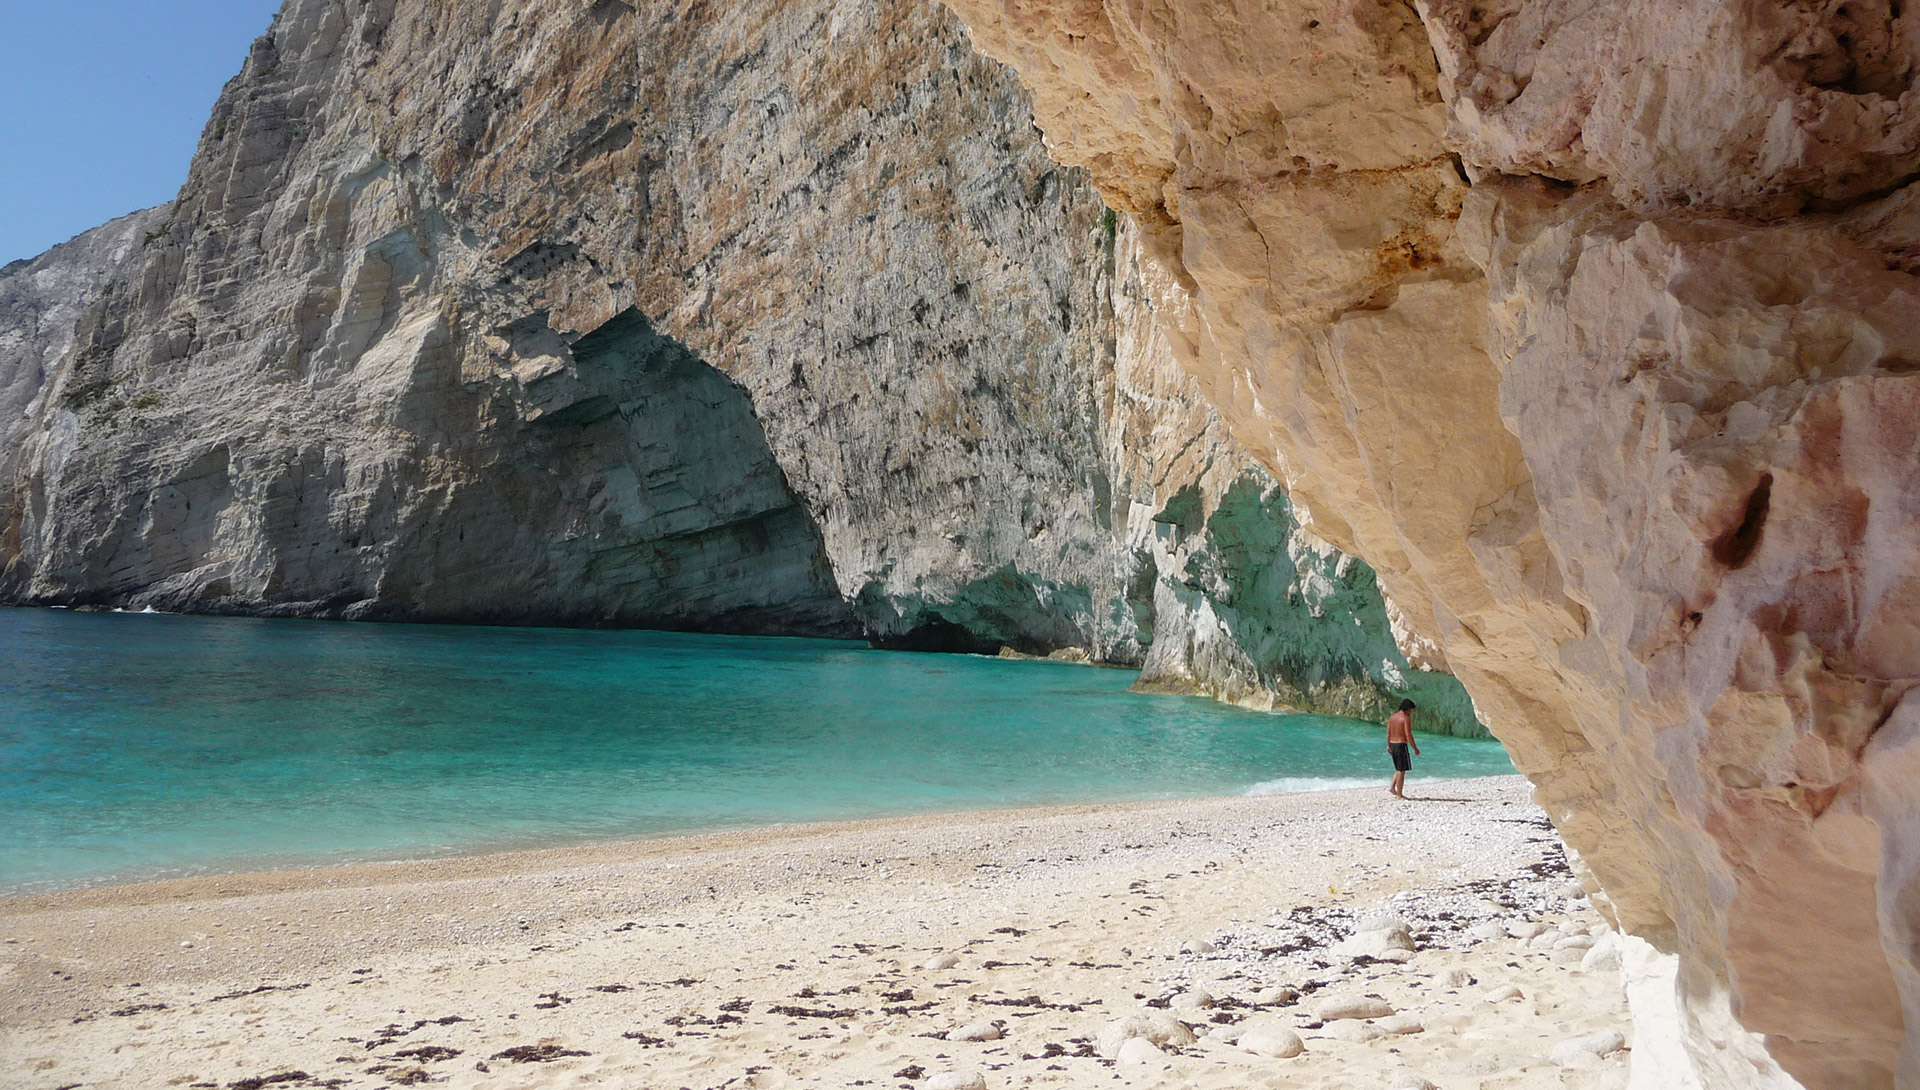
[{"xmin": 1, "ymin": 776, "xmax": 1630, "ymax": 1090}]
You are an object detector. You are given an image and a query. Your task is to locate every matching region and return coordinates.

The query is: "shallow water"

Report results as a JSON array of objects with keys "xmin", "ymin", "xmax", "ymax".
[{"xmin": 0, "ymin": 608, "xmax": 1514, "ymax": 893}]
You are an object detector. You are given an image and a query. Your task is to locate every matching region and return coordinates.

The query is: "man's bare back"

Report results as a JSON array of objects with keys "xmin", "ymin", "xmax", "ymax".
[{"xmin": 1386, "ymin": 710, "xmax": 1414, "ymax": 745}]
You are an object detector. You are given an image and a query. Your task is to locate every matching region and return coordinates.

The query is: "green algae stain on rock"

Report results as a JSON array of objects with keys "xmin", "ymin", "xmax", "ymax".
[{"xmin": 1135, "ymin": 472, "xmax": 1487, "ymax": 738}]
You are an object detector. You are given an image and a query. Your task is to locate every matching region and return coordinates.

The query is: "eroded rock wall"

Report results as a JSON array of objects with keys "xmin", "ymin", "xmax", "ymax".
[
  {"xmin": 0, "ymin": 0, "xmax": 1478, "ymax": 729},
  {"xmin": 938, "ymin": 0, "xmax": 1920, "ymax": 1083}
]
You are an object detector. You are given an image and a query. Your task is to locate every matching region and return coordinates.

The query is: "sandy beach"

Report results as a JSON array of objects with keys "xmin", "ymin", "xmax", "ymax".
[{"xmin": 1, "ymin": 777, "xmax": 1630, "ymax": 1090}]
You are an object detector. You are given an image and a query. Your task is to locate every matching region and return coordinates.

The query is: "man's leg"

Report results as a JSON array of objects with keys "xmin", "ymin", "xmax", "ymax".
[{"xmin": 1391, "ymin": 770, "xmax": 1405, "ymax": 798}]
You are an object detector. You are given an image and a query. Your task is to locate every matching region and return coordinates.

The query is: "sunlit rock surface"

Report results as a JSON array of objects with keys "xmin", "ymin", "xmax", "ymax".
[
  {"xmin": 0, "ymin": 0, "xmax": 1479, "ymax": 728},
  {"xmin": 939, "ymin": 0, "xmax": 1920, "ymax": 1084}
]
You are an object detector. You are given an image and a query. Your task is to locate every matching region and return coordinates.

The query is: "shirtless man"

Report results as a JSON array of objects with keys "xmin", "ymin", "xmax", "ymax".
[{"xmin": 1386, "ymin": 698, "xmax": 1420, "ymax": 799}]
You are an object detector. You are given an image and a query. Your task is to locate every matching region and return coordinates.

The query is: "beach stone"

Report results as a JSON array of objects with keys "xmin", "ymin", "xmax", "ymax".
[
  {"xmin": 1329, "ymin": 1020, "xmax": 1385, "ymax": 1043},
  {"xmin": 1096, "ymin": 1011, "xmax": 1195, "ymax": 1058},
  {"xmin": 1550, "ymin": 1029, "xmax": 1627, "ymax": 1068},
  {"xmin": 1239, "ymin": 1020, "xmax": 1306, "ymax": 1059},
  {"xmin": 1171, "ymin": 988, "xmax": 1213, "ymax": 1011},
  {"xmin": 1483, "ymin": 985, "xmax": 1524, "ymax": 1003},
  {"xmin": 925, "ymin": 1073, "xmax": 987, "ymax": 1090},
  {"xmin": 1526, "ymin": 931, "xmax": 1559, "ymax": 949},
  {"xmin": 1437, "ymin": 968, "xmax": 1475, "ymax": 988},
  {"xmin": 1115, "ymin": 1037, "xmax": 1168, "ymax": 1066},
  {"xmin": 1554, "ymin": 934, "xmax": 1596, "ymax": 951},
  {"xmin": 1377, "ymin": 1015, "xmax": 1424, "ymax": 1035},
  {"xmin": 1356, "ymin": 911, "xmax": 1413, "ymax": 932},
  {"xmin": 1582, "ymin": 934, "xmax": 1624, "ymax": 973},
  {"xmin": 948, "ymin": 1021, "xmax": 1002, "ymax": 1042},
  {"xmin": 1506, "ymin": 921, "xmax": 1550, "ymax": 940},
  {"xmin": 1554, "ymin": 881, "xmax": 1587, "ymax": 899},
  {"xmin": 1461, "ymin": 1054, "xmax": 1534, "ymax": 1077},
  {"xmin": 923, "ymin": 954, "xmax": 960, "ymax": 970},
  {"xmin": 179, "ymin": 941, "xmax": 194, "ymax": 949},
  {"xmin": 1313, "ymin": 996, "xmax": 1395, "ymax": 1021},
  {"xmin": 1334, "ymin": 927, "xmax": 1415, "ymax": 960},
  {"xmin": 1182, "ymin": 938, "xmax": 1218, "ymax": 955},
  {"xmin": 1250, "ymin": 985, "xmax": 1300, "ymax": 1006},
  {"xmin": 1465, "ymin": 922, "xmax": 1508, "ymax": 943},
  {"xmin": 1386, "ymin": 1072, "xmax": 1438, "ymax": 1090}
]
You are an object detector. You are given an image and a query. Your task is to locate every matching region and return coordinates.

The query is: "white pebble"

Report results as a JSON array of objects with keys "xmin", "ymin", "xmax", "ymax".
[
  {"xmin": 1483, "ymin": 985, "xmax": 1524, "ymax": 1003},
  {"xmin": 1376, "ymin": 1014, "xmax": 1424, "ymax": 1035},
  {"xmin": 1436, "ymin": 968, "xmax": 1475, "ymax": 989},
  {"xmin": 1387, "ymin": 1071, "xmax": 1438, "ymax": 1090},
  {"xmin": 925, "ymin": 1073, "xmax": 987, "ymax": 1090},
  {"xmin": 1251, "ymin": 985, "xmax": 1300, "ymax": 1005},
  {"xmin": 1183, "ymin": 938, "xmax": 1219, "ymax": 955},
  {"xmin": 1507, "ymin": 921, "xmax": 1549, "ymax": 940},
  {"xmin": 923, "ymin": 953, "xmax": 960, "ymax": 970}
]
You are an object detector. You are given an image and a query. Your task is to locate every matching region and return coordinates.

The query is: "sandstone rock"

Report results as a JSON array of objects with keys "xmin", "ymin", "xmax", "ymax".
[
  {"xmin": 936, "ymin": 0, "xmax": 1913, "ymax": 1083},
  {"xmin": 1096, "ymin": 1011, "xmax": 1195, "ymax": 1058},
  {"xmin": 1312, "ymin": 996, "xmax": 1394, "ymax": 1021},
  {"xmin": 1376, "ymin": 1015, "xmax": 1424, "ymax": 1036}
]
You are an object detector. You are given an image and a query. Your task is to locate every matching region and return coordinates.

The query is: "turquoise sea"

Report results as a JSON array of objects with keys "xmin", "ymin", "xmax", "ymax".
[{"xmin": 0, "ymin": 607, "xmax": 1515, "ymax": 894}]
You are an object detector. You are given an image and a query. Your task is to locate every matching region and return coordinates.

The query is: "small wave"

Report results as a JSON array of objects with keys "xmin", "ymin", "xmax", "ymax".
[{"xmin": 1242, "ymin": 776, "xmax": 1381, "ymax": 796}]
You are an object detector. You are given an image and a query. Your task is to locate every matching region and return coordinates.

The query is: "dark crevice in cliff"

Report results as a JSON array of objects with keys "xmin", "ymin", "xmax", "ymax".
[{"xmin": 1711, "ymin": 472, "xmax": 1773, "ymax": 571}]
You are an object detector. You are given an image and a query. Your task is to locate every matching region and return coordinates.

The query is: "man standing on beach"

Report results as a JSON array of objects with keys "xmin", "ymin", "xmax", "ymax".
[{"xmin": 1386, "ymin": 699, "xmax": 1419, "ymax": 799}]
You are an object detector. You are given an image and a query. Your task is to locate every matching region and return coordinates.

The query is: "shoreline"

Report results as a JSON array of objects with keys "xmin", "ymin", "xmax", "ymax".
[
  {"xmin": 2, "ymin": 776, "xmax": 1632, "ymax": 1090},
  {"xmin": 0, "ymin": 773, "xmax": 1492, "ymax": 905}
]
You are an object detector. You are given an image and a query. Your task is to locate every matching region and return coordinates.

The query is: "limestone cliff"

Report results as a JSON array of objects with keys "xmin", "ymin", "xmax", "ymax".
[
  {"xmin": 0, "ymin": 0, "xmax": 1479, "ymax": 730},
  {"xmin": 939, "ymin": 0, "xmax": 1920, "ymax": 1084}
]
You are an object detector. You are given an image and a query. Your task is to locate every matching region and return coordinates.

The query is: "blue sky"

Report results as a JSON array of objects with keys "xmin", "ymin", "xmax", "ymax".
[{"xmin": 1, "ymin": 0, "xmax": 284, "ymax": 264}]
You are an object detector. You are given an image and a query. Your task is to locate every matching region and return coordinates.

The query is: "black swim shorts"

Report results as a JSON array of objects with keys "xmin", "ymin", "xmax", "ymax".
[{"xmin": 1388, "ymin": 742, "xmax": 1411, "ymax": 772}]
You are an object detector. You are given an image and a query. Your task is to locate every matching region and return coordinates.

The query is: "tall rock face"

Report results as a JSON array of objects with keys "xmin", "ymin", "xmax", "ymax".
[
  {"xmin": 938, "ymin": 0, "xmax": 1920, "ymax": 1084},
  {"xmin": 0, "ymin": 0, "xmax": 1479, "ymax": 729}
]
